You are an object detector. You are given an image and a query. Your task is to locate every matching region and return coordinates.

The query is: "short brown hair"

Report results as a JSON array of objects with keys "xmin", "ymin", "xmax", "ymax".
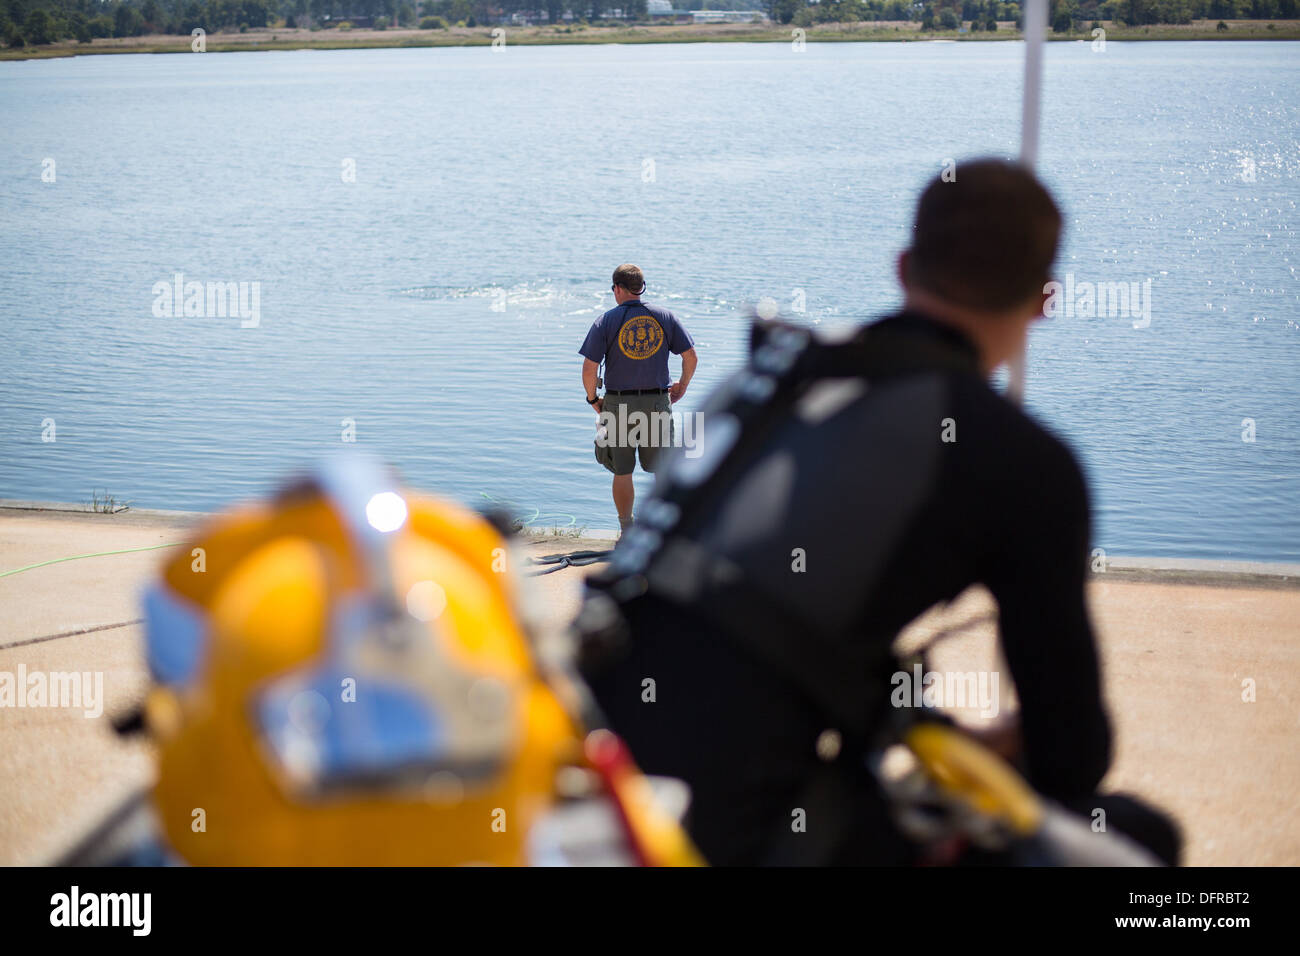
[
  {"xmin": 612, "ymin": 264, "xmax": 646, "ymax": 295},
  {"xmin": 905, "ymin": 159, "xmax": 1062, "ymax": 312}
]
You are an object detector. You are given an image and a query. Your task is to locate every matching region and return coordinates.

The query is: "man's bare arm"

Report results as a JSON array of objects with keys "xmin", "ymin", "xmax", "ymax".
[
  {"xmin": 671, "ymin": 348, "xmax": 698, "ymax": 403},
  {"xmin": 582, "ymin": 359, "xmax": 602, "ymax": 412}
]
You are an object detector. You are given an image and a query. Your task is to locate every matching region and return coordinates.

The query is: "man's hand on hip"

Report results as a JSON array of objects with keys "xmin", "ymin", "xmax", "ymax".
[{"xmin": 669, "ymin": 381, "xmax": 687, "ymax": 403}]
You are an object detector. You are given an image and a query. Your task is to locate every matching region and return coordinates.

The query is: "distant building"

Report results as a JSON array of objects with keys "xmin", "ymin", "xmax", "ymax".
[
  {"xmin": 648, "ymin": 0, "xmax": 692, "ymax": 17},
  {"xmin": 322, "ymin": 13, "xmax": 375, "ymax": 27},
  {"xmin": 691, "ymin": 9, "xmax": 768, "ymax": 22}
]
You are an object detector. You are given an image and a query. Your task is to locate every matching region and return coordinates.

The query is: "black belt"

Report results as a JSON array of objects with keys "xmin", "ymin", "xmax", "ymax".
[{"xmin": 606, "ymin": 388, "xmax": 668, "ymax": 396}]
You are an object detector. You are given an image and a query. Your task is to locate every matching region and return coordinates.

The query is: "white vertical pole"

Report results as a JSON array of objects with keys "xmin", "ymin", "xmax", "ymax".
[{"xmin": 1009, "ymin": 0, "xmax": 1048, "ymax": 405}]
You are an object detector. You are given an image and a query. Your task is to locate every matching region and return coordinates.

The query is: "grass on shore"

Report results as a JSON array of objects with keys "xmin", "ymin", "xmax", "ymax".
[
  {"xmin": 3, "ymin": 19, "xmax": 1299, "ymax": 60},
  {"xmin": 88, "ymin": 489, "xmax": 130, "ymax": 514}
]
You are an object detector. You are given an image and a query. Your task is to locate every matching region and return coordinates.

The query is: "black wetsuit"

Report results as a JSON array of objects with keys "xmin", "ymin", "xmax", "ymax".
[{"xmin": 581, "ymin": 310, "xmax": 1179, "ymax": 865}]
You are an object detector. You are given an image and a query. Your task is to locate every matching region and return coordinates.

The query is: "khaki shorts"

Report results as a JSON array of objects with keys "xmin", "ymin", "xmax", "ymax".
[{"xmin": 595, "ymin": 391, "xmax": 675, "ymax": 477}]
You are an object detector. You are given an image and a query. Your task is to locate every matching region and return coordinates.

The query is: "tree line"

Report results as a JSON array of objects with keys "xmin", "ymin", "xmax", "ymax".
[
  {"xmin": 3, "ymin": 0, "xmax": 1294, "ymax": 47},
  {"xmin": 770, "ymin": 0, "xmax": 1297, "ymax": 26},
  {"xmin": 1, "ymin": 0, "xmax": 654, "ymax": 45}
]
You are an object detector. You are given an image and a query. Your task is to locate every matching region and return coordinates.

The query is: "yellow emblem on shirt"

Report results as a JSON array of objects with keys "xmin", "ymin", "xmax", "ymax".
[{"xmin": 618, "ymin": 315, "xmax": 664, "ymax": 360}]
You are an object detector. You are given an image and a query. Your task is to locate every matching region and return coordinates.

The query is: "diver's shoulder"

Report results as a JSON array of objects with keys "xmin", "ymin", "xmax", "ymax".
[{"xmin": 952, "ymin": 377, "xmax": 1088, "ymax": 489}]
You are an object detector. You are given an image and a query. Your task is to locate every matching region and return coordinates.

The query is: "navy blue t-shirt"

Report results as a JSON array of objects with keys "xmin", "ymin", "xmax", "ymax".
[{"xmin": 579, "ymin": 300, "xmax": 694, "ymax": 391}]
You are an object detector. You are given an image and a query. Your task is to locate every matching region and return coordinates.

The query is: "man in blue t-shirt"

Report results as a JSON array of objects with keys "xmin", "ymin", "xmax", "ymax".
[{"xmin": 579, "ymin": 264, "xmax": 698, "ymax": 534}]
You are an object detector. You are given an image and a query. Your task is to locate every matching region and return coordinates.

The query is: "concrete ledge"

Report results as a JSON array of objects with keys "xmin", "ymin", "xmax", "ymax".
[
  {"xmin": 0, "ymin": 499, "xmax": 619, "ymax": 543},
  {"xmin": 3, "ymin": 500, "xmax": 1293, "ymax": 587},
  {"xmin": 521, "ymin": 526, "xmax": 619, "ymax": 544},
  {"xmin": 0, "ymin": 499, "xmax": 204, "ymax": 521},
  {"xmin": 1097, "ymin": 557, "xmax": 1300, "ymax": 590}
]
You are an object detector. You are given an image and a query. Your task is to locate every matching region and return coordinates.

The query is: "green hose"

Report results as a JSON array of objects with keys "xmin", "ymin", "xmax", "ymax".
[
  {"xmin": 0, "ymin": 542, "xmax": 183, "ymax": 580},
  {"xmin": 478, "ymin": 492, "xmax": 579, "ymax": 529}
]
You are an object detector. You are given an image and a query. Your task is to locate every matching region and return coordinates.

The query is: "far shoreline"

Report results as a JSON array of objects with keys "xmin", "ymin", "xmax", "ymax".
[{"xmin": 3, "ymin": 19, "xmax": 1299, "ymax": 61}]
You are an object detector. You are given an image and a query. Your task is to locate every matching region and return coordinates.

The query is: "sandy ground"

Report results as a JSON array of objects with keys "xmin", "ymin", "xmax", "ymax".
[{"xmin": 0, "ymin": 504, "xmax": 1296, "ymax": 866}]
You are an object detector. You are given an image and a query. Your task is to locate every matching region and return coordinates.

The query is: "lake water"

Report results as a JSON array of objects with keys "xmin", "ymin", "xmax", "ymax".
[{"xmin": 1, "ymin": 40, "xmax": 1296, "ymax": 561}]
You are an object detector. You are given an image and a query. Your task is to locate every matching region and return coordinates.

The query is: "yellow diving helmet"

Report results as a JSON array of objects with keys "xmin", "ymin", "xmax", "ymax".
[{"xmin": 141, "ymin": 453, "xmax": 697, "ymax": 866}]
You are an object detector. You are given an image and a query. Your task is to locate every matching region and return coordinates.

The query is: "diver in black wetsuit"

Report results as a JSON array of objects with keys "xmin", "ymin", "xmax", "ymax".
[{"xmin": 577, "ymin": 159, "xmax": 1181, "ymax": 866}]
